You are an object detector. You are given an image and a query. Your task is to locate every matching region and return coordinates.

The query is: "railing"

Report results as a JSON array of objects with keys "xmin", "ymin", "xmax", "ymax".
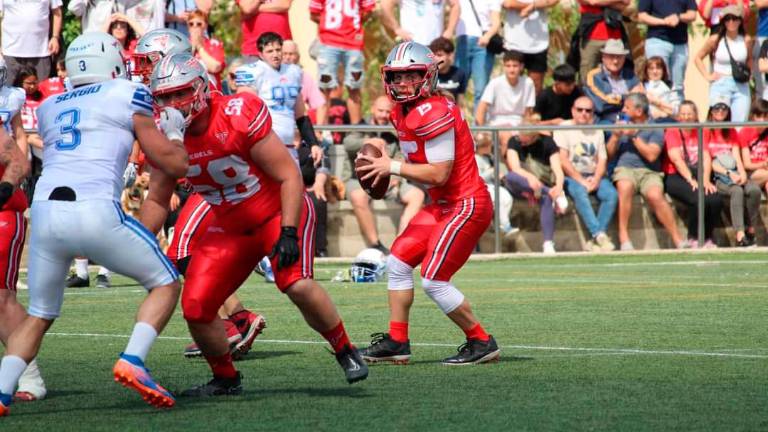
[{"xmin": 316, "ymin": 121, "xmax": 768, "ymax": 253}]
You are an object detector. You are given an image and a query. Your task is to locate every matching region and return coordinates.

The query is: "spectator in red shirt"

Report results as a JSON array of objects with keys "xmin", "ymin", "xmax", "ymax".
[
  {"xmin": 237, "ymin": 0, "xmax": 293, "ymax": 62},
  {"xmin": 739, "ymin": 99, "xmax": 768, "ymax": 195},
  {"xmin": 310, "ymin": 0, "xmax": 374, "ymax": 125},
  {"xmin": 103, "ymin": 13, "xmax": 144, "ymax": 57},
  {"xmin": 187, "ymin": 11, "xmax": 225, "ymax": 89},
  {"xmin": 38, "ymin": 59, "xmax": 68, "ymax": 100}
]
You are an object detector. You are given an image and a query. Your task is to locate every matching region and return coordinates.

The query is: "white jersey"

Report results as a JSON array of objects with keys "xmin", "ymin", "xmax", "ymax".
[
  {"xmin": 34, "ymin": 79, "xmax": 154, "ymax": 202},
  {"xmin": 0, "ymin": 85, "xmax": 26, "ymax": 136},
  {"xmin": 234, "ymin": 61, "xmax": 302, "ymax": 149},
  {"xmin": 400, "ymin": 0, "xmax": 446, "ymax": 46}
]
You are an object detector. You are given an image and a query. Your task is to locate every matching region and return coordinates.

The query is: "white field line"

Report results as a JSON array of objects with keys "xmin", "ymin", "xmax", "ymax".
[{"xmin": 43, "ymin": 332, "xmax": 768, "ymax": 359}]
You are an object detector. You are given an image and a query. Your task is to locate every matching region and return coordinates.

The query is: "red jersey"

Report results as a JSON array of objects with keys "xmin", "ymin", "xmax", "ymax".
[
  {"xmin": 20, "ymin": 96, "xmax": 41, "ymax": 131},
  {"xmin": 739, "ymin": 127, "xmax": 768, "ymax": 165},
  {"xmin": 183, "ymin": 93, "xmax": 280, "ymax": 226},
  {"xmin": 390, "ymin": 95, "xmax": 487, "ymax": 203},
  {"xmin": 704, "ymin": 128, "xmax": 738, "ymax": 158},
  {"xmin": 38, "ymin": 77, "xmax": 67, "ymax": 100},
  {"xmin": 310, "ymin": 0, "xmax": 375, "ymax": 50}
]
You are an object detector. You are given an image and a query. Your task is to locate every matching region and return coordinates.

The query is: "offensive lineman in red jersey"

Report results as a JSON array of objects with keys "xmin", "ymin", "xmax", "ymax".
[
  {"xmin": 356, "ymin": 42, "xmax": 500, "ymax": 365},
  {"xmin": 143, "ymin": 53, "xmax": 368, "ymax": 395}
]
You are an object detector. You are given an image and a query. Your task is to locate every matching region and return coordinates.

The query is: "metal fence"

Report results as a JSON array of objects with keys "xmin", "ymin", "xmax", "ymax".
[{"xmin": 315, "ymin": 121, "xmax": 768, "ymax": 253}]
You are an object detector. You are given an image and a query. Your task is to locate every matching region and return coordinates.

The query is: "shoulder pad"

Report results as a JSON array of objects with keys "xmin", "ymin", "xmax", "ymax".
[
  {"xmin": 225, "ymin": 93, "xmax": 272, "ymax": 140},
  {"xmin": 404, "ymin": 98, "xmax": 454, "ymax": 140},
  {"xmin": 233, "ymin": 62, "xmax": 262, "ymax": 87}
]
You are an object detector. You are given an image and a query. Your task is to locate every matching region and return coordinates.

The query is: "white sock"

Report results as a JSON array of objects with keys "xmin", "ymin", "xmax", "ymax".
[
  {"xmin": 0, "ymin": 355, "xmax": 27, "ymax": 395},
  {"xmin": 123, "ymin": 322, "xmax": 158, "ymax": 363},
  {"xmin": 17, "ymin": 358, "xmax": 46, "ymax": 399},
  {"xmin": 74, "ymin": 258, "xmax": 89, "ymax": 279},
  {"xmin": 98, "ymin": 267, "xmax": 110, "ymax": 277}
]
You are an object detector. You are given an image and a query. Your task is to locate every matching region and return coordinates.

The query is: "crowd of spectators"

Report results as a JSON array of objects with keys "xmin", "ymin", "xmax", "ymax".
[{"xmin": 4, "ymin": 0, "xmax": 768, "ymax": 254}]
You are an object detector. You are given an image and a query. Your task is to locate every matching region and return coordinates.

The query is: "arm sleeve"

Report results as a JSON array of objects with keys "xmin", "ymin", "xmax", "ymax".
[
  {"xmin": 524, "ymin": 78, "xmax": 536, "ymax": 108},
  {"xmin": 406, "ymin": 101, "xmax": 455, "ymax": 140},
  {"xmin": 424, "ymin": 129, "xmax": 456, "ymax": 163},
  {"xmin": 128, "ymin": 84, "xmax": 155, "ymax": 117},
  {"xmin": 309, "ymin": 0, "xmax": 323, "ymax": 13},
  {"xmin": 480, "ymin": 79, "xmax": 495, "ymax": 105}
]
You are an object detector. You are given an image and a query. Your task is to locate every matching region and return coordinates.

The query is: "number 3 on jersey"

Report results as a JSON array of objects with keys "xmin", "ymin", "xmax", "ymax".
[
  {"xmin": 188, "ymin": 155, "xmax": 261, "ymax": 205},
  {"xmin": 54, "ymin": 108, "xmax": 82, "ymax": 151}
]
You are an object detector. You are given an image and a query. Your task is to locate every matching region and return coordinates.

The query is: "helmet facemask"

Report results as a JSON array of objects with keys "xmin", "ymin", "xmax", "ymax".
[
  {"xmin": 381, "ymin": 65, "xmax": 437, "ymax": 104},
  {"xmin": 132, "ymin": 51, "xmax": 164, "ymax": 83},
  {"xmin": 153, "ymin": 77, "xmax": 208, "ymax": 127}
]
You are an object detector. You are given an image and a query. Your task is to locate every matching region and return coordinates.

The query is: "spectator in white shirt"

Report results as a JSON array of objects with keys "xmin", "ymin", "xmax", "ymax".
[
  {"xmin": 381, "ymin": 0, "xmax": 461, "ymax": 46},
  {"xmin": 455, "ymin": 0, "xmax": 502, "ymax": 112},
  {"xmin": 502, "ymin": 0, "xmax": 559, "ymax": 94},
  {"xmin": 68, "ymin": 0, "xmax": 141, "ymax": 33},
  {"xmin": 0, "ymin": 0, "xmax": 62, "ymax": 84}
]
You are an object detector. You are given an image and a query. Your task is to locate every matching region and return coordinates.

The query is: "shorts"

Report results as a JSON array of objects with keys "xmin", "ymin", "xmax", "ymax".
[
  {"xmin": 0, "ymin": 211, "xmax": 25, "ymax": 291},
  {"xmin": 316, "ymin": 42, "xmax": 365, "ymax": 90},
  {"xmin": 612, "ymin": 166, "xmax": 664, "ymax": 196},
  {"xmin": 391, "ymin": 195, "xmax": 492, "ymax": 281},
  {"xmin": 27, "ymin": 200, "xmax": 179, "ymax": 319},
  {"xmin": 522, "ymin": 49, "xmax": 548, "ymax": 73},
  {"xmin": 181, "ymin": 194, "xmax": 316, "ymax": 323},
  {"xmin": 166, "ymin": 193, "xmax": 213, "ymax": 269}
]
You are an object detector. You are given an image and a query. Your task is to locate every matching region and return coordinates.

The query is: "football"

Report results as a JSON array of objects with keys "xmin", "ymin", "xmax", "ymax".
[{"xmin": 355, "ymin": 143, "xmax": 389, "ymax": 200}]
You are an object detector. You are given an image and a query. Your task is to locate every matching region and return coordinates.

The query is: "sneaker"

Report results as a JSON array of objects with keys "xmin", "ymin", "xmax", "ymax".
[
  {"xmin": 620, "ymin": 241, "xmax": 635, "ymax": 251},
  {"xmin": 584, "ymin": 240, "xmax": 597, "ymax": 252},
  {"xmin": 703, "ymin": 239, "xmax": 717, "ymax": 249},
  {"xmin": 736, "ymin": 236, "xmax": 756, "ymax": 248},
  {"xmin": 442, "ymin": 335, "xmax": 501, "ymax": 365},
  {"xmin": 15, "ymin": 360, "xmax": 46, "ymax": 402},
  {"xmin": 687, "ymin": 238, "xmax": 700, "ymax": 249},
  {"xmin": 0, "ymin": 392, "xmax": 11, "ymax": 416},
  {"xmin": 95, "ymin": 274, "xmax": 111, "ymax": 289},
  {"xmin": 595, "ymin": 232, "xmax": 615, "ymax": 251},
  {"xmin": 65, "ymin": 273, "xmax": 89, "ymax": 288},
  {"xmin": 183, "ymin": 320, "xmax": 243, "ymax": 358},
  {"xmin": 500, "ymin": 224, "xmax": 520, "ymax": 238},
  {"xmin": 676, "ymin": 240, "xmax": 690, "ymax": 249},
  {"xmin": 335, "ymin": 344, "xmax": 369, "ymax": 384},
  {"xmin": 257, "ymin": 257, "xmax": 275, "ymax": 283},
  {"xmin": 113, "ymin": 354, "xmax": 175, "ymax": 408},
  {"xmin": 358, "ymin": 333, "xmax": 411, "ymax": 365},
  {"xmin": 230, "ymin": 312, "xmax": 266, "ymax": 358},
  {"xmin": 542, "ymin": 240, "xmax": 556, "ymax": 255},
  {"xmin": 181, "ymin": 372, "xmax": 243, "ymax": 397}
]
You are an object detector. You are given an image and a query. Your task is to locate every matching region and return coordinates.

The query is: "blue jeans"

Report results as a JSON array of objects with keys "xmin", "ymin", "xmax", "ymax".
[
  {"xmin": 709, "ymin": 76, "xmax": 751, "ymax": 122},
  {"xmin": 644, "ymin": 38, "xmax": 688, "ymax": 100},
  {"xmin": 316, "ymin": 42, "xmax": 365, "ymax": 90},
  {"xmin": 455, "ymin": 35, "xmax": 494, "ymax": 113},
  {"xmin": 564, "ymin": 177, "xmax": 618, "ymax": 237}
]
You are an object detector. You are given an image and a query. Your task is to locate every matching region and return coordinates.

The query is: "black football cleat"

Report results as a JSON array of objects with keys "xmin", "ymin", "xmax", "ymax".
[
  {"xmin": 335, "ymin": 345, "xmax": 368, "ymax": 384},
  {"xmin": 358, "ymin": 333, "xmax": 411, "ymax": 365},
  {"xmin": 442, "ymin": 335, "xmax": 500, "ymax": 366},
  {"xmin": 95, "ymin": 274, "xmax": 111, "ymax": 289},
  {"xmin": 180, "ymin": 372, "xmax": 243, "ymax": 397},
  {"xmin": 65, "ymin": 273, "xmax": 89, "ymax": 288}
]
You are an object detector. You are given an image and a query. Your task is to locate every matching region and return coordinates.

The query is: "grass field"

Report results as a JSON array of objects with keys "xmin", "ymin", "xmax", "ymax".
[{"xmin": 3, "ymin": 252, "xmax": 767, "ymax": 431}]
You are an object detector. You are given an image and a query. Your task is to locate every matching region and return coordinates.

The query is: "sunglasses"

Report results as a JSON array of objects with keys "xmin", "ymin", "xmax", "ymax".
[
  {"xmin": 723, "ymin": 15, "xmax": 741, "ymax": 22},
  {"xmin": 574, "ymin": 107, "xmax": 593, "ymax": 114},
  {"xmin": 712, "ymin": 104, "xmax": 729, "ymax": 112},
  {"xmin": 188, "ymin": 21, "xmax": 205, "ymax": 27},
  {"xmin": 111, "ymin": 21, "xmax": 128, "ymax": 29}
]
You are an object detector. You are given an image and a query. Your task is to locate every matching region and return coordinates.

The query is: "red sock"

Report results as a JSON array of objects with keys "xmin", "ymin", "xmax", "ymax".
[
  {"xmin": 321, "ymin": 321, "xmax": 351, "ymax": 353},
  {"xmin": 463, "ymin": 323, "xmax": 490, "ymax": 342},
  {"xmin": 204, "ymin": 352, "xmax": 238, "ymax": 379},
  {"xmin": 389, "ymin": 321, "xmax": 409, "ymax": 343}
]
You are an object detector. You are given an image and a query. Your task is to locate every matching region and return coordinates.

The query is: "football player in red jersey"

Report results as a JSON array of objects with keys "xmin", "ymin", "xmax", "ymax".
[
  {"xmin": 356, "ymin": 42, "xmax": 500, "ymax": 365},
  {"xmin": 144, "ymin": 53, "xmax": 368, "ymax": 395}
]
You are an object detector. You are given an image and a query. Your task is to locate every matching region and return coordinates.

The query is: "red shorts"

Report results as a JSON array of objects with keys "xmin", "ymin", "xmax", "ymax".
[
  {"xmin": 0, "ymin": 211, "xmax": 26, "ymax": 291},
  {"xmin": 391, "ymin": 196, "xmax": 492, "ymax": 282},
  {"xmin": 166, "ymin": 193, "xmax": 213, "ymax": 265},
  {"xmin": 181, "ymin": 193, "xmax": 316, "ymax": 323}
]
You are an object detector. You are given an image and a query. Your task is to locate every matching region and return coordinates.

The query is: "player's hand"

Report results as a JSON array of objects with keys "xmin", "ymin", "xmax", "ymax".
[
  {"xmin": 123, "ymin": 162, "xmax": 138, "ymax": 188},
  {"xmin": 159, "ymin": 107, "xmax": 186, "ymax": 142},
  {"xmin": 169, "ymin": 192, "xmax": 181, "ymax": 211},
  {"xmin": 0, "ymin": 182, "xmax": 13, "ymax": 209},
  {"xmin": 270, "ymin": 226, "xmax": 300, "ymax": 269},
  {"xmin": 311, "ymin": 144, "xmax": 323, "ymax": 167}
]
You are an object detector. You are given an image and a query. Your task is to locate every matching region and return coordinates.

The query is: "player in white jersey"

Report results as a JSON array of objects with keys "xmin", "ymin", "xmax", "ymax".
[
  {"xmin": 0, "ymin": 33, "xmax": 189, "ymax": 417},
  {"xmin": 0, "ymin": 57, "xmax": 28, "ymax": 153}
]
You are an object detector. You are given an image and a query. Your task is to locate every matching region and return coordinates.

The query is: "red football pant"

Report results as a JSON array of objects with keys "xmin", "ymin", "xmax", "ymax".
[
  {"xmin": 0, "ymin": 211, "xmax": 25, "ymax": 291},
  {"xmin": 166, "ymin": 193, "xmax": 212, "ymax": 266},
  {"xmin": 182, "ymin": 194, "xmax": 316, "ymax": 323},
  {"xmin": 391, "ymin": 196, "xmax": 492, "ymax": 281}
]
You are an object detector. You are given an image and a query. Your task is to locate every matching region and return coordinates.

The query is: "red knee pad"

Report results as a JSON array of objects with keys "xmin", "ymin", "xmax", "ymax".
[{"xmin": 181, "ymin": 295, "xmax": 217, "ymax": 323}]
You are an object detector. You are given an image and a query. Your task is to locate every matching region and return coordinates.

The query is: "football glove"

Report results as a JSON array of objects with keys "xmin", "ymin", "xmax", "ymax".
[
  {"xmin": 123, "ymin": 162, "xmax": 138, "ymax": 188},
  {"xmin": 159, "ymin": 107, "xmax": 186, "ymax": 142},
  {"xmin": 270, "ymin": 226, "xmax": 300, "ymax": 269},
  {"xmin": 0, "ymin": 181, "xmax": 13, "ymax": 209}
]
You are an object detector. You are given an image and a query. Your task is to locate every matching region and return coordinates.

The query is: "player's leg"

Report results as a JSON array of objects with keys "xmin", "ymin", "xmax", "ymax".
[
  {"xmin": 86, "ymin": 205, "xmax": 180, "ymax": 408},
  {"xmin": 419, "ymin": 197, "xmax": 499, "ymax": 365},
  {"xmin": 344, "ymin": 49, "xmax": 365, "ymax": 124},
  {"xmin": 358, "ymin": 206, "xmax": 436, "ymax": 364},
  {"xmin": 179, "ymin": 231, "xmax": 261, "ymax": 396},
  {"xmin": 272, "ymin": 195, "xmax": 367, "ymax": 383}
]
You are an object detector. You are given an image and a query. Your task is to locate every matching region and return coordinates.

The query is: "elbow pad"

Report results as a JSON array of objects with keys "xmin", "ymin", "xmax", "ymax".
[{"xmin": 296, "ymin": 115, "xmax": 319, "ymax": 148}]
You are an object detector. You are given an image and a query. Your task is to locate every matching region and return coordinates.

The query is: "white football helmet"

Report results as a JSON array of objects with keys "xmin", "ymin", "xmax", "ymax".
[
  {"xmin": 381, "ymin": 42, "xmax": 439, "ymax": 104},
  {"xmin": 66, "ymin": 32, "xmax": 128, "ymax": 87},
  {"xmin": 350, "ymin": 248, "xmax": 387, "ymax": 283},
  {"xmin": 150, "ymin": 53, "xmax": 210, "ymax": 126},
  {"xmin": 0, "ymin": 56, "xmax": 6, "ymax": 88},
  {"xmin": 133, "ymin": 29, "xmax": 192, "ymax": 81}
]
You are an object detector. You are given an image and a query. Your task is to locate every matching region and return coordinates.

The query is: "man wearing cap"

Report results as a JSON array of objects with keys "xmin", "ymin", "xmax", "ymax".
[
  {"xmin": 607, "ymin": 93, "xmax": 686, "ymax": 251},
  {"xmin": 583, "ymin": 39, "xmax": 642, "ymax": 123}
]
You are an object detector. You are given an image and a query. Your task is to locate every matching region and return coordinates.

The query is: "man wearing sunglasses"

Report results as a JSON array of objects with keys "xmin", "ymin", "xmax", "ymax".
[{"xmin": 554, "ymin": 96, "xmax": 617, "ymax": 251}]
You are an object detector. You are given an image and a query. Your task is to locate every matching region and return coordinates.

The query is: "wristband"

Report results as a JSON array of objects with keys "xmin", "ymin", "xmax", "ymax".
[{"xmin": 390, "ymin": 161, "xmax": 402, "ymax": 176}]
